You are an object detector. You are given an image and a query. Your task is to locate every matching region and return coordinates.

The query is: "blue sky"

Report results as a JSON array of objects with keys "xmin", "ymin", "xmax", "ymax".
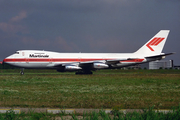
[{"xmin": 0, "ymin": 0, "xmax": 180, "ymax": 65}]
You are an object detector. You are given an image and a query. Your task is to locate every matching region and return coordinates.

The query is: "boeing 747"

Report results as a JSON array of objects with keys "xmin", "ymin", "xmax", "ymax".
[{"xmin": 3, "ymin": 30, "xmax": 174, "ymax": 74}]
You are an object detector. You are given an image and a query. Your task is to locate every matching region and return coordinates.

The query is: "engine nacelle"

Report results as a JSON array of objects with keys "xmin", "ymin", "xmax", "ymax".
[
  {"xmin": 65, "ymin": 65, "xmax": 82, "ymax": 70},
  {"xmin": 93, "ymin": 63, "xmax": 109, "ymax": 69}
]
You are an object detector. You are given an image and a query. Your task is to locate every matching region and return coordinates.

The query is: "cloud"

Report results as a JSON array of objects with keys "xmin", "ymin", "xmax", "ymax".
[
  {"xmin": 0, "ymin": 11, "xmax": 28, "ymax": 34},
  {"xmin": 10, "ymin": 11, "xmax": 27, "ymax": 23},
  {"xmin": 0, "ymin": 22, "xmax": 26, "ymax": 33}
]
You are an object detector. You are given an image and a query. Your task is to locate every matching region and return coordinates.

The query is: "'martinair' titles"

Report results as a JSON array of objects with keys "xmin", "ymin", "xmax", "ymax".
[{"xmin": 29, "ymin": 54, "xmax": 49, "ymax": 58}]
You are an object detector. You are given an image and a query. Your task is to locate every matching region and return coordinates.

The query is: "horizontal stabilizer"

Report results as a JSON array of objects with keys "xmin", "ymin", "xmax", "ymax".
[{"xmin": 145, "ymin": 53, "xmax": 175, "ymax": 59}]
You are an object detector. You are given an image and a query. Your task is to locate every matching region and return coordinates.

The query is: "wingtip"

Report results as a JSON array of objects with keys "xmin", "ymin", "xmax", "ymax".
[{"xmin": 163, "ymin": 52, "xmax": 175, "ymax": 56}]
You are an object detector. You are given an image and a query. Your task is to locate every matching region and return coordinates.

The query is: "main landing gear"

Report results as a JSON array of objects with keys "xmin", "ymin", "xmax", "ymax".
[
  {"xmin": 20, "ymin": 68, "xmax": 24, "ymax": 75},
  {"xmin": 75, "ymin": 71, "xmax": 93, "ymax": 75}
]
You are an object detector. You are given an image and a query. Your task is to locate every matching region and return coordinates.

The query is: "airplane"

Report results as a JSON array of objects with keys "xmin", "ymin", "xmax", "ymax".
[{"xmin": 2, "ymin": 30, "xmax": 174, "ymax": 75}]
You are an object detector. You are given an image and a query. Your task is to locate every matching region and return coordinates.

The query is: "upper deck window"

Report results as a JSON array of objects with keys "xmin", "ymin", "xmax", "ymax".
[{"xmin": 15, "ymin": 52, "xmax": 19, "ymax": 54}]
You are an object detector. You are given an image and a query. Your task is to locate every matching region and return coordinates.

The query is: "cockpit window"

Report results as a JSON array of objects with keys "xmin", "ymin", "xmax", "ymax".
[{"xmin": 15, "ymin": 52, "xmax": 19, "ymax": 54}]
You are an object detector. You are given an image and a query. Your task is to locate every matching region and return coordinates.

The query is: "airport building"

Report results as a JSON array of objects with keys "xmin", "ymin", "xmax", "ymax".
[{"xmin": 140, "ymin": 60, "xmax": 174, "ymax": 69}]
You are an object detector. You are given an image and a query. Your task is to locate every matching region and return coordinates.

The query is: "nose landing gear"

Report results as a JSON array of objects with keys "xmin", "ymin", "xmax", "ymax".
[{"xmin": 20, "ymin": 68, "xmax": 24, "ymax": 75}]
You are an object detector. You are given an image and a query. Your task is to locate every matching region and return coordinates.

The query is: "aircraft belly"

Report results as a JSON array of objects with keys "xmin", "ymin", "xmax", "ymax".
[
  {"xmin": 5, "ymin": 62, "xmax": 16, "ymax": 67},
  {"xmin": 15, "ymin": 62, "xmax": 49, "ymax": 68}
]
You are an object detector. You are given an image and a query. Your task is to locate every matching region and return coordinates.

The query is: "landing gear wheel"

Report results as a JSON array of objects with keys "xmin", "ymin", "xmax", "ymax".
[
  {"xmin": 20, "ymin": 71, "xmax": 24, "ymax": 75},
  {"xmin": 20, "ymin": 68, "xmax": 24, "ymax": 75}
]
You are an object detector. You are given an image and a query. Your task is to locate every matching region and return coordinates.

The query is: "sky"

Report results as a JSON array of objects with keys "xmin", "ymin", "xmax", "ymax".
[{"xmin": 0, "ymin": 0, "xmax": 180, "ymax": 65}]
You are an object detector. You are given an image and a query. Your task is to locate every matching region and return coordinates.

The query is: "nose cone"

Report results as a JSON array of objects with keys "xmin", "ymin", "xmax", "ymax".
[
  {"xmin": 1, "ymin": 57, "xmax": 7, "ymax": 65},
  {"xmin": 3, "ymin": 54, "xmax": 15, "ymax": 64},
  {"xmin": 3, "ymin": 57, "xmax": 8, "ymax": 64}
]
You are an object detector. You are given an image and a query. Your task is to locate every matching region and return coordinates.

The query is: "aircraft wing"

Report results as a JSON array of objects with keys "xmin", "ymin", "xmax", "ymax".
[
  {"xmin": 53, "ymin": 58, "xmax": 137, "ymax": 67},
  {"xmin": 78, "ymin": 59, "xmax": 129, "ymax": 69},
  {"xmin": 52, "ymin": 58, "xmax": 136, "ymax": 69},
  {"xmin": 52, "ymin": 62, "xmax": 78, "ymax": 67},
  {"xmin": 78, "ymin": 59, "xmax": 129, "ymax": 65},
  {"xmin": 105, "ymin": 59, "xmax": 130, "ymax": 64},
  {"xmin": 52, "ymin": 59, "xmax": 128, "ymax": 68}
]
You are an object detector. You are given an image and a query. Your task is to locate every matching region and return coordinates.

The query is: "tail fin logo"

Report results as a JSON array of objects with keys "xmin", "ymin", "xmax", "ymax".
[{"xmin": 146, "ymin": 37, "xmax": 165, "ymax": 51}]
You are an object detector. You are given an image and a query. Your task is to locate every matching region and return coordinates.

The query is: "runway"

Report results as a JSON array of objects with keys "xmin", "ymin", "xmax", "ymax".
[{"xmin": 0, "ymin": 107, "xmax": 173, "ymax": 114}]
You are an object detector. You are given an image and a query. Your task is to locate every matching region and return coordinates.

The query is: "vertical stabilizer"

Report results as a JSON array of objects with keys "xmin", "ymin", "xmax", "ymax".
[{"xmin": 134, "ymin": 30, "xmax": 170, "ymax": 56}]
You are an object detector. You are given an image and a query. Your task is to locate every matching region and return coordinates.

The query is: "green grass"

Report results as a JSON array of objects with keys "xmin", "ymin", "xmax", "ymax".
[
  {"xmin": 1, "ymin": 106, "xmax": 180, "ymax": 120},
  {"xmin": 0, "ymin": 69, "xmax": 180, "ymax": 109}
]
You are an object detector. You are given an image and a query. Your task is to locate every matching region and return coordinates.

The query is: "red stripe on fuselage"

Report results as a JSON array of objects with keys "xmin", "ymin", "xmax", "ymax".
[
  {"xmin": 4, "ymin": 58, "xmax": 144, "ymax": 63},
  {"xmin": 3, "ymin": 58, "xmax": 107, "ymax": 62}
]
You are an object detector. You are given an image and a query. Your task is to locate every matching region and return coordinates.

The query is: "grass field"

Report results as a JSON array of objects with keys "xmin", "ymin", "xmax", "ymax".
[
  {"xmin": 1, "ymin": 107, "xmax": 180, "ymax": 120},
  {"xmin": 0, "ymin": 69, "xmax": 180, "ymax": 109}
]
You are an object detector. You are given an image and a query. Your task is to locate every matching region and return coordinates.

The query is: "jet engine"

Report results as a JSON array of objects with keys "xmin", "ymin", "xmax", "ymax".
[
  {"xmin": 93, "ymin": 63, "xmax": 109, "ymax": 69},
  {"xmin": 65, "ymin": 65, "xmax": 82, "ymax": 70}
]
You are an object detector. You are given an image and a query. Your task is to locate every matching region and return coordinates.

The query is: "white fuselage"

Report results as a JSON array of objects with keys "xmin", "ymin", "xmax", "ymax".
[{"xmin": 3, "ymin": 50, "xmax": 146, "ymax": 69}]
